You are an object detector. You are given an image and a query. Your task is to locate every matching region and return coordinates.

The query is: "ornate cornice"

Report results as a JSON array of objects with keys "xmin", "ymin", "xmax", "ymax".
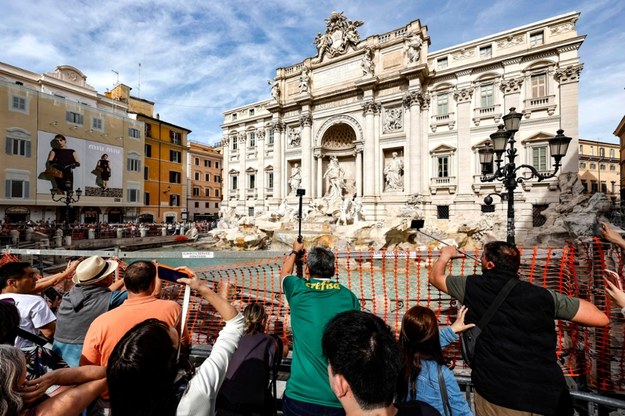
[
  {"xmin": 557, "ymin": 43, "xmax": 582, "ymax": 54},
  {"xmin": 520, "ymin": 50, "xmax": 557, "ymax": 63},
  {"xmin": 554, "ymin": 64, "xmax": 584, "ymax": 84},
  {"xmin": 502, "ymin": 57, "xmax": 522, "ymax": 66}
]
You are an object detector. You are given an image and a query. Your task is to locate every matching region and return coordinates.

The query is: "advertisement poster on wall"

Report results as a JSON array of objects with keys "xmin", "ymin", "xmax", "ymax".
[{"xmin": 36, "ymin": 131, "xmax": 123, "ymax": 197}]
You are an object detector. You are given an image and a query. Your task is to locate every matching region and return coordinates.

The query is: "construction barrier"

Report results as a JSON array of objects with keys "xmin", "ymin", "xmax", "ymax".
[{"xmin": 3, "ymin": 238, "xmax": 625, "ymax": 395}]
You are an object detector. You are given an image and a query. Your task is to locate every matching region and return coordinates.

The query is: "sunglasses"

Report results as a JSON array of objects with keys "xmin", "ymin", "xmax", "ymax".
[{"xmin": 0, "ymin": 297, "xmax": 16, "ymax": 305}]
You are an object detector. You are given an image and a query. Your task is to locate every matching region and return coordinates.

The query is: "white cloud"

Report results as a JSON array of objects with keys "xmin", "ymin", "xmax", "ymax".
[{"xmin": 1, "ymin": 0, "xmax": 623, "ymax": 144}]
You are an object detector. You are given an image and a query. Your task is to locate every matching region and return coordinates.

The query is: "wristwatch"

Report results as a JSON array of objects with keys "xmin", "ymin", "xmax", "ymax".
[{"xmin": 290, "ymin": 250, "xmax": 302, "ymax": 256}]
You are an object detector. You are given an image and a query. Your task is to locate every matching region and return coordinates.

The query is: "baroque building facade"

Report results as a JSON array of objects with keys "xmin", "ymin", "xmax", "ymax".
[{"xmin": 221, "ymin": 12, "xmax": 583, "ymax": 237}]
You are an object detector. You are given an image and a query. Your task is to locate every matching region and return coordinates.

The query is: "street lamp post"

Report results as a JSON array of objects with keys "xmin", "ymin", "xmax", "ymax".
[
  {"xmin": 51, "ymin": 180, "xmax": 82, "ymax": 234},
  {"xmin": 478, "ymin": 107, "xmax": 572, "ymax": 245}
]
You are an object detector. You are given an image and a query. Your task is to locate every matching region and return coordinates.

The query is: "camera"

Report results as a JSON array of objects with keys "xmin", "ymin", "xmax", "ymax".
[
  {"xmin": 296, "ymin": 189, "xmax": 306, "ymax": 197},
  {"xmin": 410, "ymin": 219, "xmax": 425, "ymax": 230}
]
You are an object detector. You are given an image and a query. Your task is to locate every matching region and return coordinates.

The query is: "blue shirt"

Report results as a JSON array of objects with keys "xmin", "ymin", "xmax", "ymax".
[{"xmin": 404, "ymin": 326, "xmax": 473, "ymax": 416}]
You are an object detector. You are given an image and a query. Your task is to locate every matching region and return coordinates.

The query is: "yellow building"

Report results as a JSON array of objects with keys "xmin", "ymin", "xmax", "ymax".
[
  {"xmin": 578, "ymin": 139, "xmax": 620, "ymax": 199},
  {"xmin": 187, "ymin": 141, "xmax": 223, "ymax": 221},
  {"xmin": 0, "ymin": 62, "xmax": 144, "ymax": 223},
  {"xmin": 614, "ymin": 116, "xmax": 625, "ymax": 202}
]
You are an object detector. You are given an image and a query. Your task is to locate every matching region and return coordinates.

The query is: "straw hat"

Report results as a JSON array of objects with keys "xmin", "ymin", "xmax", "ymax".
[{"xmin": 72, "ymin": 256, "xmax": 119, "ymax": 285}]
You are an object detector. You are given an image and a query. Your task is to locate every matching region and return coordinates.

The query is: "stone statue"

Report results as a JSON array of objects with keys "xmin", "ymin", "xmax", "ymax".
[
  {"xmin": 270, "ymin": 199, "xmax": 292, "ymax": 221},
  {"xmin": 337, "ymin": 195, "xmax": 352, "ymax": 226},
  {"xmin": 323, "ymin": 155, "xmax": 346, "ymax": 200},
  {"xmin": 384, "ymin": 152, "xmax": 404, "ymax": 191},
  {"xmin": 405, "ymin": 33, "xmax": 422, "ymax": 64},
  {"xmin": 313, "ymin": 30, "xmax": 332, "ymax": 62},
  {"xmin": 361, "ymin": 48, "xmax": 374, "ymax": 76},
  {"xmin": 288, "ymin": 128, "xmax": 301, "ymax": 147},
  {"xmin": 289, "ymin": 163, "xmax": 302, "ymax": 196},
  {"xmin": 384, "ymin": 108, "xmax": 403, "ymax": 131},
  {"xmin": 299, "ymin": 68, "xmax": 310, "ymax": 94},
  {"xmin": 351, "ymin": 195, "xmax": 365, "ymax": 223},
  {"xmin": 268, "ymin": 79, "xmax": 279, "ymax": 101}
]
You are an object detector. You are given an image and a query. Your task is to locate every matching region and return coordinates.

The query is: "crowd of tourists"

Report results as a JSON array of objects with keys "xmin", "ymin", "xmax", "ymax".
[{"xmin": 0, "ymin": 221, "xmax": 623, "ymax": 416}]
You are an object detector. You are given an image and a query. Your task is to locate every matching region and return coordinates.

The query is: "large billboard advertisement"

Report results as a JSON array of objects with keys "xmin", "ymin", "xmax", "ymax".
[{"xmin": 37, "ymin": 132, "xmax": 123, "ymax": 197}]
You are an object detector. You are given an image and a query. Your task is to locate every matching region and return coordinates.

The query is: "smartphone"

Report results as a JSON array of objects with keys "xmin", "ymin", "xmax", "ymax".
[
  {"xmin": 604, "ymin": 269, "xmax": 623, "ymax": 290},
  {"xmin": 43, "ymin": 287, "xmax": 62, "ymax": 303},
  {"xmin": 157, "ymin": 264, "xmax": 190, "ymax": 283},
  {"xmin": 410, "ymin": 219, "xmax": 425, "ymax": 230}
]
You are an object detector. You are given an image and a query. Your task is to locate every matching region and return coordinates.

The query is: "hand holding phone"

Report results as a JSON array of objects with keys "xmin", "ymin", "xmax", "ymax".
[{"xmin": 157, "ymin": 264, "xmax": 191, "ymax": 284}]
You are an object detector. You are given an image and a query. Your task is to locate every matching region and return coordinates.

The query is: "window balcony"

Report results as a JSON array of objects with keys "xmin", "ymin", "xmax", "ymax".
[
  {"xmin": 429, "ymin": 176, "xmax": 456, "ymax": 194},
  {"xmin": 430, "ymin": 112, "xmax": 455, "ymax": 132},
  {"xmin": 522, "ymin": 95, "xmax": 557, "ymax": 117},
  {"xmin": 472, "ymin": 104, "xmax": 502, "ymax": 126}
]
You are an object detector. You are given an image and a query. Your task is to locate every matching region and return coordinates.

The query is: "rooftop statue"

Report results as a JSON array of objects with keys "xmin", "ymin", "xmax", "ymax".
[{"xmin": 313, "ymin": 11, "xmax": 364, "ymax": 63}]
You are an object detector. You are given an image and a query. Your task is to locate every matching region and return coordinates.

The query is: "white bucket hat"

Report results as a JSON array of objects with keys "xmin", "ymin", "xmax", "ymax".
[{"xmin": 72, "ymin": 256, "xmax": 119, "ymax": 285}]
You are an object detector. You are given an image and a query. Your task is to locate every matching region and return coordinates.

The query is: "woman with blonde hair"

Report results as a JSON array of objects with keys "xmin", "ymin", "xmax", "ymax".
[
  {"xmin": 0, "ymin": 344, "xmax": 105, "ymax": 416},
  {"xmin": 216, "ymin": 302, "xmax": 280, "ymax": 416}
]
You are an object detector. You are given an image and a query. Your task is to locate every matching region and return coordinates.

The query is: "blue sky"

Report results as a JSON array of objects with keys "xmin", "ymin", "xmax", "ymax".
[{"xmin": 1, "ymin": 0, "xmax": 623, "ymax": 145}]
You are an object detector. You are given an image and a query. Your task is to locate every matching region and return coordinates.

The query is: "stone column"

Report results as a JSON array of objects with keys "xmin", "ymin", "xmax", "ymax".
[
  {"xmin": 256, "ymin": 129, "xmax": 265, "ymax": 201},
  {"xmin": 362, "ymin": 101, "xmax": 377, "ymax": 197},
  {"xmin": 453, "ymin": 87, "xmax": 474, "ymax": 196},
  {"xmin": 314, "ymin": 149, "xmax": 323, "ymax": 198},
  {"xmin": 373, "ymin": 104, "xmax": 382, "ymax": 195},
  {"xmin": 272, "ymin": 121, "xmax": 284, "ymax": 200},
  {"xmin": 238, "ymin": 133, "xmax": 247, "ymax": 202},
  {"xmin": 554, "ymin": 64, "xmax": 583, "ymax": 173},
  {"xmin": 300, "ymin": 112, "xmax": 313, "ymax": 196},
  {"xmin": 355, "ymin": 143, "xmax": 364, "ymax": 196},
  {"xmin": 418, "ymin": 92, "xmax": 431, "ymax": 193},
  {"xmin": 221, "ymin": 136, "xmax": 230, "ymax": 200},
  {"xmin": 403, "ymin": 91, "xmax": 421, "ymax": 194}
]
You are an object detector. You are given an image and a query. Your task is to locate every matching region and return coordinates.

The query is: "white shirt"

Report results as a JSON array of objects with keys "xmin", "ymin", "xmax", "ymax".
[
  {"xmin": 176, "ymin": 313, "xmax": 244, "ymax": 416},
  {"xmin": 0, "ymin": 293, "xmax": 56, "ymax": 349}
]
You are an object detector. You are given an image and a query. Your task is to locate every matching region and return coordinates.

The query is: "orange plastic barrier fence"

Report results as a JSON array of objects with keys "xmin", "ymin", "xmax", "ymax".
[
  {"xmin": 156, "ymin": 242, "xmax": 625, "ymax": 394},
  {"xmin": 8, "ymin": 240, "xmax": 624, "ymax": 395}
]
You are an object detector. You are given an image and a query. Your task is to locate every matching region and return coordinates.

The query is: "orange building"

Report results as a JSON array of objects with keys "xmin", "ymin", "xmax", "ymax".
[{"xmin": 187, "ymin": 141, "xmax": 223, "ymax": 221}]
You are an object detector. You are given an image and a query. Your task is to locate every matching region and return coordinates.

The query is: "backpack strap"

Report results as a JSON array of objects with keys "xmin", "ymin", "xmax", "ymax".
[{"xmin": 437, "ymin": 365, "xmax": 452, "ymax": 416}]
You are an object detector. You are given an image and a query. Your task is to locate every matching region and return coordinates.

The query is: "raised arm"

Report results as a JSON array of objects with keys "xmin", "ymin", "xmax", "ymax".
[
  {"xmin": 429, "ymin": 246, "xmax": 464, "ymax": 294},
  {"xmin": 33, "ymin": 260, "xmax": 80, "ymax": 293},
  {"xmin": 22, "ymin": 365, "xmax": 106, "ymax": 404},
  {"xmin": 280, "ymin": 240, "xmax": 305, "ymax": 279},
  {"xmin": 178, "ymin": 269, "xmax": 236, "ymax": 321}
]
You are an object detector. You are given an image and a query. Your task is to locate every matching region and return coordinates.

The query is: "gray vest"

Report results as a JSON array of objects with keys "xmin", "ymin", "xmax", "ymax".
[{"xmin": 54, "ymin": 285, "xmax": 112, "ymax": 344}]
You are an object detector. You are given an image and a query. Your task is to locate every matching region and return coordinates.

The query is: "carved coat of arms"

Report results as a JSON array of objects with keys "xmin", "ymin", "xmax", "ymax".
[{"xmin": 313, "ymin": 11, "xmax": 363, "ymax": 63}]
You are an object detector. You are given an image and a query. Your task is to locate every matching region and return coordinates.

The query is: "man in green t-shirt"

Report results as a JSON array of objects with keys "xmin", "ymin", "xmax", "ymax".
[{"xmin": 280, "ymin": 240, "xmax": 360, "ymax": 416}]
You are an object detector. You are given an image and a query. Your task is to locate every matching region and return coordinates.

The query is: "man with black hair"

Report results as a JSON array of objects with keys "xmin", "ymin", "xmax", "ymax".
[
  {"xmin": 0, "ymin": 262, "xmax": 56, "ymax": 348},
  {"xmin": 322, "ymin": 310, "xmax": 403, "ymax": 416},
  {"xmin": 430, "ymin": 241, "xmax": 609, "ymax": 416},
  {"xmin": 280, "ymin": 241, "xmax": 360, "ymax": 416}
]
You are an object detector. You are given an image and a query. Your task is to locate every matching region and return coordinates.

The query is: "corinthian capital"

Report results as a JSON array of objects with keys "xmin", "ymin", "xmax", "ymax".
[
  {"xmin": 417, "ymin": 92, "xmax": 430, "ymax": 110},
  {"xmin": 272, "ymin": 121, "xmax": 286, "ymax": 132},
  {"xmin": 499, "ymin": 77, "xmax": 524, "ymax": 94},
  {"xmin": 554, "ymin": 64, "xmax": 583, "ymax": 84},
  {"xmin": 453, "ymin": 87, "xmax": 474, "ymax": 103},
  {"xmin": 402, "ymin": 90, "xmax": 420, "ymax": 108},
  {"xmin": 362, "ymin": 100, "xmax": 379, "ymax": 114},
  {"xmin": 299, "ymin": 113, "xmax": 313, "ymax": 127}
]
